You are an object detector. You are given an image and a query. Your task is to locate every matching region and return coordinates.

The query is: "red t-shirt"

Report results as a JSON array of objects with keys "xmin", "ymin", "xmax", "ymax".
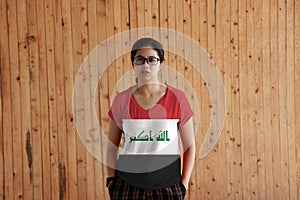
[
  {"xmin": 108, "ymin": 85, "xmax": 194, "ymax": 189},
  {"xmin": 109, "ymin": 85, "xmax": 193, "ymax": 127}
]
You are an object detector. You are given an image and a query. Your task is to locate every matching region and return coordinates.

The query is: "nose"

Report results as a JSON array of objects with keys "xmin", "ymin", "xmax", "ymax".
[{"xmin": 143, "ymin": 62, "xmax": 150, "ymax": 68}]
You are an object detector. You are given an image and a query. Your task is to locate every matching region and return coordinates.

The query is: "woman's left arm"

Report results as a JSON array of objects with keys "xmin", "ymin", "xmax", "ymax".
[{"xmin": 179, "ymin": 118, "xmax": 196, "ymax": 189}]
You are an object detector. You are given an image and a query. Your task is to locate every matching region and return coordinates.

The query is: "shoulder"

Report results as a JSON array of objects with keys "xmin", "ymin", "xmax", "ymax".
[
  {"xmin": 167, "ymin": 85, "xmax": 187, "ymax": 100},
  {"xmin": 112, "ymin": 87, "xmax": 133, "ymax": 102}
]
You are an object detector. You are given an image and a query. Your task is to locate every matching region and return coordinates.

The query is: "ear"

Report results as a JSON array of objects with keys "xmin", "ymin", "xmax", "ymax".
[{"xmin": 159, "ymin": 62, "xmax": 163, "ymax": 69}]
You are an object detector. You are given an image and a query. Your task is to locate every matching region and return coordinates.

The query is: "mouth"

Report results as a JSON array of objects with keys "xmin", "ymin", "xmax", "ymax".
[{"xmin": 142, "ymin": 71, "xmax": 150, "ymax": 74}]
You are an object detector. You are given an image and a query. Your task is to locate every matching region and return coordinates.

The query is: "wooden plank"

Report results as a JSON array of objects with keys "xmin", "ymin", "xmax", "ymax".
[
  {"xmin": 0, "ymin": 41, "xmax": 4, "ymax": 199},
  {"xmin": 253, "ymin": 0, "xmax": 266, "ymax": 198},
  {"xmin": 52, "ymin": 0, "xmax": 70, "ymax": 200},
  {"xmin": 167, "ymin": 0, "xmax": 177, "ymax": 87},
  {"xmin": 35, "ymin": 0, "xmax": 52, "ymax": 199},
  {"xmin": 105, "ymin": 0, "xmax": 116, "ymax": 102},
  {"xmin": 238, "ymin": 0, "xmax": 249, "ymax": 198},
  {"xmin": 278, "ymin": 0, "xmax": 289, "ymax": 198},
  {"xmin": 129, "ymin": 0, "xmax": 138, "ymax": 30},
  {"xmin": 270, "ymin": 1, "xmax": 283, "ymax": 198},
  {"xmin": 121, "ymin": 0, "xmax": 132, "ymax": 89},
  {"xmin": 136, "ymin": 0, "xmax": 145, "ymax": 37},
  {"xmin": 84, "ymin": 1, "xmax": 97, "ymax": 200},
  {"xmin": 144, "ymin": 0, "xmax": 152, "ymax": 36},
  {"xmin": 262, "ymin": 0, "xmax": 274, "ymax": 199},
  {"xmin": 222, "ymin": 0, "xmax": 236, "ymax": 198},
  {"xmin": 229, "ymin": 0, "xmax": 243, "ymax": 198},
  {"xmin": 113, "ymin": 0, "xmax": 124, "ymax": 92},
  {"xmin": 215, "ymin": 0, "xmax": 227, "ymax": 198},
  {"xmin": 7, "ymin": 0, "xmax": 24, "ymax": 199},
  {"xmin": 61, "ymin": 0, "xmax": 77, "ymax": 199},
  {"xmin": 294, "ymin": 0, "xmax": 300, "ymax": 198},
  {"xmin": 86, "ymin": 0, "xmax": 97, "ymax": 199},
  {"xmin": 175, "ymin": 0, "xmax": 184, "ymax": 91},
  {"xmin": 16, "ymin": 0, "xmax": 35, "ymax": 199},
  {"xmin": 151, "ymin": 0, "xmax": 159, "ymax": 38},
  {"xmin": 70, "ymin": 0, "xmax": 83, "ymax": 200},
  {"xmin": 94, "ymin": 0, "xmax": 105, "ymax": 199},
  {"xmin": 77, "ymin": 0, "xmax": 89, "ymax": 199},
  {"xmin": 0, "ymin": 0, "xmax": 14, "ymax": 199},
  {"xmin": 27, "ymin": 0, "xmax": 44, "ymax": 198},
  {"xmin": 183, "ymin": 0, "xmax": 193, "ymax": 98},
  {"xmin": 205, "ymin": 0, "xmax": 219, "ymax": 198},
  {"xmin": 246, "ymin": 0, "xmax": 259, "ymax": 198},
  {"xmin": 158, "ymin": 0, "xmax": 168, "ymax": 86},
  {"xmin": 44, "ymin": 0, "xmax": 60, "ymax": 198},
  {"xmin": 198, "ymin": 0, "xmax": 208, "ymax": 198},
  {"xmin": 270, "ymin": 0, "xmax": 281, "ymax": 198},
  {"xmin": 286, "ymin": 0, "xmax": 297, "ymax": 199},
  {"xmin": 0, "ymin": 1, "xmax": 6, "ymax": 192},
  {"xmin": 183, "ymin": 0, "xmax": 194, "ymax": 199},
  {"xmin": 191, "ymin": 0, "xmax": 202, "ymax": 198},
  {"xmin": 97, "ymin": 0, "xmax": 109, "ymax": 199},
  {"xmin": 128, "ymin": 0, "xmax": 138, "ymax": 88}
]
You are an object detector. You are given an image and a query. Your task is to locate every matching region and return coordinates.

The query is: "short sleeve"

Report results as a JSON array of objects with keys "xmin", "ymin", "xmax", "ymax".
[
  {"xmin": 178, "ymin": 93, "xmax": 194, "ymax": 127},
  {"xmin": 108, "ymin": 89, "xmax": 132, "ymax": 129},
  {"xmin": 168, "ymin": 86, "xmax": 194, "ymax": 127}
]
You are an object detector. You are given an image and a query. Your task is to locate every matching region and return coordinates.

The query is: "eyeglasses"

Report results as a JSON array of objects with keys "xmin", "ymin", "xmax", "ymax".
[{"xmin": 133, "ymin": 56, "xmax": 160, "ymax": 65}]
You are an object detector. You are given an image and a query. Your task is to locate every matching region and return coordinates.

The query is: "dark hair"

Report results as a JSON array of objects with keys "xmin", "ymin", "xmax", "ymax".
[{"xmin": 130, "ymin": 38, "xmax": 165, "ymax": 63}]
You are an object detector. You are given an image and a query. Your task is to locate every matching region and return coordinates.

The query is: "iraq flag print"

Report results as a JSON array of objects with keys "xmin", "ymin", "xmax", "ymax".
[{"xmin": 117, "ymin": 119, "xmax": 180, "ymax": 173}]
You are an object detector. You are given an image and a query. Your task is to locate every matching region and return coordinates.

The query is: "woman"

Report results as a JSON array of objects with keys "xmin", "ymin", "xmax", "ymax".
[{"xmin": 106, "ymin": 38, "xmax": 195, "ymax": 200}]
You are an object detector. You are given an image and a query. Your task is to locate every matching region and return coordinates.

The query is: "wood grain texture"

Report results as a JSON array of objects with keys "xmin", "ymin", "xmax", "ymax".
[{"xmin": 0, "ymin": 0, "xmax": 299, "ymax": 199}]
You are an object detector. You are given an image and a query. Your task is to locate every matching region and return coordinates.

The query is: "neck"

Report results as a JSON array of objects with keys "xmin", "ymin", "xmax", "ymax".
[{"xmin": 135, "ymin": 82, "xmax": 165, "ymax": 95}]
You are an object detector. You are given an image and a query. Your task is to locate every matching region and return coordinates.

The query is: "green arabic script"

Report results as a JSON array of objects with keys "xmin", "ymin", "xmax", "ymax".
[{"xmin": 129, "ymin": 130, "xmax": 170, "ymax": 143}]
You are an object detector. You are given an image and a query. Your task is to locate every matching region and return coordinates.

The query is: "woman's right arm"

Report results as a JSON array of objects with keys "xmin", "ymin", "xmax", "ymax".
[{"xmin": 106, "ymin": 119, "xmax": 123, "ymax": 177}]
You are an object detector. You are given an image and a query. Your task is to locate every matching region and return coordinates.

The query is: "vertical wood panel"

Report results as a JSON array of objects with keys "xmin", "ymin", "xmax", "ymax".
[
  {"xmin": 238, "ymin": 0, "xmax": 247, "ymax": 198},
  {"xmin": 295, "ymin": 0, "xmax": 300, "ymax": 198},
  {"xmin": 1, "ymin": 0, "xmax": 14, "ymax": 199},
  {"xmin": 27, "ymin": 0, "xmax": 44, "ymax": 198},
  {"xmin": 0, "ymin": 1, "xmax": 5, "ymax": 193},
  {"xmin": 36, "ymin": 0, "xmax": 52, "ymax": 199},
  {"xmin": 215, "ymin": 0, "xmax": 227, "ymax": 198},
  {"xmin": 270, "ymin": 0, "xmax": 281, "ymax": 198},
  {"xmin": 278, "ymin": 0, "xmax": 289, "ymax": 198},
  {"xmin": 198, "ymin": 0, "xmax": 209, "ymax": 199},
  {"xmin": 86, "ymin": 0, "xmax": 97, "ymax": 199},
  {"xmin": 286, "ymin": 0, "xmax": 297, "ymax": 198},
  {"xmin": 78, "ymin": 0, "xmax": 88, "ymax": 198},
  {"xmin": 70, "ymin": 1, "xmax": 83, "ymax": 199},
  {"xmin": 17, "ymin": 0, "xmax": 34, "ymax": 199},
  {"xmin": 191, "ymin": 0, "xmax": 201, "ymax": 198},
  {"xmin": 253, "ymin": 0, "xmax": 266, "ymax": 198},
  {"xmin": 97, "ymin": 0, "xmax": 109, "ymax": 199},
  {"xmin": 45, "ymin": 0, "xmax": 60, "ymax": 198},
  {"xmin": 8, "ymin": 0, "xmax": 24, "ymax": 199},
  {"xmin": 61, "ymin": 0, "xmax": 77, "ymax": 200},
  {"xmin": 262, "ymin": 0, "xmax": 274, "ymax": 199},
  {"xmin": 246, "ymin": 0, "xmax": 259, "ymax": 198},
  {"xmin": 230, "ymin": 0, "xmax": 243, "ymax": 197},
  {"xmin": 222, "ymin": 0, "xmax": 234, "ymax": 198}
]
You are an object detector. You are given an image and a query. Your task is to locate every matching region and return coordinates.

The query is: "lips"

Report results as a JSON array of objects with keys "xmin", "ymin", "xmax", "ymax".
[{"xmin": 142, "ymin": 70, "xmax": 150, "ymax": 74}]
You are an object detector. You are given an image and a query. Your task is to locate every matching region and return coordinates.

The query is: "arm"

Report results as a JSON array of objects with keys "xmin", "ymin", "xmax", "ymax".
[
  {"xmin": 106, "ymin": 119, "xmax": 123, "ymax": 177},
  {"xmin": 179, "ymin": 118, "xmax": 196, "ymax": 189}
]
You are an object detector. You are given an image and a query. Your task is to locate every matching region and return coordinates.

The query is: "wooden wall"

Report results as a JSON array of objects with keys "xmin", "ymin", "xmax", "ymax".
[{"xmin": 0, "ymin": 0, "xmax": 299, "ymax": 199}]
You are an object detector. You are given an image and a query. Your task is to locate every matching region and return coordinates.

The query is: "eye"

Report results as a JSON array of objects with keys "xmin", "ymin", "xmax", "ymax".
[
  {"xmin": 148, "ymin": 57, "xmax": 159, "ymax": 64},
  {"xmin": 148, "ymin": 57, "xmax": 156, "ymax": 64},
  {"xmin": 133, "ymin": 57, "xmax": 145, "ymax": 65}
]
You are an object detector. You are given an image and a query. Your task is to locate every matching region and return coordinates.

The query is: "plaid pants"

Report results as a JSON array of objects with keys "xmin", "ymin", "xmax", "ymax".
[{"xmin": 107, "ymin": 177, "xmax": 186, "ymax": 200}]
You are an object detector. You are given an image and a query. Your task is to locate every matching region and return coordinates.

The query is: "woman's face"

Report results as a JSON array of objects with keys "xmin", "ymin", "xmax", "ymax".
[{"xmin": 133, "ymin": 47, "xmax": 161, "ymax": 83}]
